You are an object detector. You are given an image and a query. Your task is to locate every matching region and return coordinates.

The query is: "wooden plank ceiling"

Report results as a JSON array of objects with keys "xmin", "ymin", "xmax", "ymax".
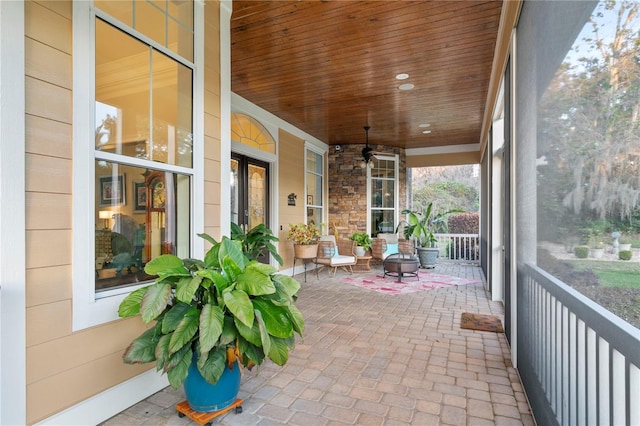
[{"xmin": 231, "ymin": 0, "xmax": 504, "ymax": 153}]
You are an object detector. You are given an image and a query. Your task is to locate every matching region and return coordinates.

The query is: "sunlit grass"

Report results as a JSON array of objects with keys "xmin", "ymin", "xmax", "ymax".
[{"xmin": 566, "ymin": 259, "xmax": 640, "ymax": 288}]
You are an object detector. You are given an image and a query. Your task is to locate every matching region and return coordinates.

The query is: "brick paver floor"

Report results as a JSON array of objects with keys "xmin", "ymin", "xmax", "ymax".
[{"xmin": 101, "ymin": 263, "xmax": 534, "ymax": 425}]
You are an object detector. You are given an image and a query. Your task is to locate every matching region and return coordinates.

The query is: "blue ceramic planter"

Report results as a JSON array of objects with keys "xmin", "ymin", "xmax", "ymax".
[{"xmin": 183, "ymin": 358, "xmax": 241, "ymax": 413}]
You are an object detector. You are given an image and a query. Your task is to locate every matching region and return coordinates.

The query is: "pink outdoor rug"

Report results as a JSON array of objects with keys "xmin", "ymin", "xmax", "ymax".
[{"xmin": 341, "ymin": 270, "xmax": 482, "ymax": 295}]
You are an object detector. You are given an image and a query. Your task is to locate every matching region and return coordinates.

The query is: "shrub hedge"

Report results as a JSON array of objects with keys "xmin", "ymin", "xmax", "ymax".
[
  {"xmin": 574, "ymin": 245, "xmax": 590, "ymax": 259},
  {"xmin": 447, "ymin": 213, "xmax": 479, "ymax": 234},
  {"xmin": 619, "ymin": 250, "xmax": 632, "ymax": 261}
]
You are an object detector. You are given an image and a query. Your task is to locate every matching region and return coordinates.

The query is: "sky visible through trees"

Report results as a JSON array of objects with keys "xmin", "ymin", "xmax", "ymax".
[{"xmin": 538, "ymin": 1, "xmax": 640, "ymax": 236}]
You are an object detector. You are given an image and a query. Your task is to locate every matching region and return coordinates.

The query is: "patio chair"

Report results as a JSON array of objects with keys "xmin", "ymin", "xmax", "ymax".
[
  {"xmin": 371, "ymin": 232, "xmax": 399, "ymax": 263},
  {"xmin": 372, "ymin": 234, "xmax": 415, "ymax": 264},
  {"xmin": 315, "ymin": 235, "xmax": 357, "ymax": 276}
]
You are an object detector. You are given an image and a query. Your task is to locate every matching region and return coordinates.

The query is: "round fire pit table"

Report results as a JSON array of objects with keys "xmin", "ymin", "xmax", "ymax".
[{"xmin": 383, "ymin": 253, "xmax": 420, "ymax": 282}]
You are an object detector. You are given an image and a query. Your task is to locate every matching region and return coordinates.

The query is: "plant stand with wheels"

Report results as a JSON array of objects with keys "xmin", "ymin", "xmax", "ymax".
[{"xmin": 176, "ymin": 399, "xmax": 243, "ymax": 426}]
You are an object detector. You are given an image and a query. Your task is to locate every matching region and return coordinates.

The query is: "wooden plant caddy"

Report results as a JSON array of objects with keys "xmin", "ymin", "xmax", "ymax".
[{"xmin": 176, "ymin": 398, "xmax": 243, "ymax": 425}]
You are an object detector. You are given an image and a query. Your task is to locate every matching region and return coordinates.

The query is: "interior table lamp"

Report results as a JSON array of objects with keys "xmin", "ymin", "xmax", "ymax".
[{"xmin": 98, "ymin": 210, "xmax": 111, "ymax": 229}]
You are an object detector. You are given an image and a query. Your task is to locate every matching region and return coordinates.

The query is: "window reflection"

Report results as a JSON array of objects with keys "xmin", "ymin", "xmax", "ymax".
[
  {"xmin": 95, "ymin": 19, "xmax": 193, "ymax": 167},
  {"xmin": 95, "ymin": 161, "xmax": 190, "ymax": 292}
]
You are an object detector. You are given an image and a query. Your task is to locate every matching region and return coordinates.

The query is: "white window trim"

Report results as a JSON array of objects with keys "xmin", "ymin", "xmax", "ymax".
[
  {"xmin": 72, "ymin": 1, "xmax": 204, "ymax": 331},
  {"xmin": 366, "ymin": 154, "xmax": 399, "ymax": 235},
  {"xmin": 304, "ymin": 144, "xmax": 325, "ymax": 224}
]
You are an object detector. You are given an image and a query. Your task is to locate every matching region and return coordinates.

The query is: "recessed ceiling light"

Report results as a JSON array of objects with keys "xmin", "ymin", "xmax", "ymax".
[
  {"xmin": 418, "ymin": 123, "xmax": 431, "ymax": 128},
  {"xmin": 398, "ymin": 83, "xmax": 414, "ymax": 90},
  {"xmin": 396, "ymin": 73, "xmax": 409, "ymax": 80},
  {"xmin": 422, "ymin": 130, "xmax": 432, "ymax": 134}
]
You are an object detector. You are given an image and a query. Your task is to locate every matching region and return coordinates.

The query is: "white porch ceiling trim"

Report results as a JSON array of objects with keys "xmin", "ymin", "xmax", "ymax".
[
  {"xmin": 406, "ymin": 143, "xmax": 480, "ymax": 156},
  {"xmin": 405, "ymin": 143, "xmax": 480, "ymax": 157}
]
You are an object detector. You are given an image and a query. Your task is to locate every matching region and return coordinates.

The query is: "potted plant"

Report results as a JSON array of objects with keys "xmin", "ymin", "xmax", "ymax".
[
  {"xmin": 117, "ymin": 234, "xmax": 304, "ymax": 412},
  {"xmin": 397, "ymin": 203, "xmax": 463, "ymax": 268},
  {"xmin": 619, "ymin": 236, "xmax": 632, "ymax": 251},
  {"xmin": 589, "ymin": 239, "xmax": 605, "ymax": 259},
  {"xmin": 287, "ymin": 222, "xmax": 322, "ymax": 258},
  {"xmin": 349, "ymin": 231, "xmax": 372, "ymax": 257}
]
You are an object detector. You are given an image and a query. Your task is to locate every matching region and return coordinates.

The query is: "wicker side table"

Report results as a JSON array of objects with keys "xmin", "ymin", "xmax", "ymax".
[{"xmin": 353, "ymin": 255, "xmax": 372, "ymax": 273}]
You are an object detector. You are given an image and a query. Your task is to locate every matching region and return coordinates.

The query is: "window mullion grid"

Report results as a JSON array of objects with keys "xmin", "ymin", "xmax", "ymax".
[
  {"xmin": 149, "ymin": 47, "xmax": 154, "ymax": 162},
  {"xmin": 94, "ymin": 151, "xmax": 193, "ymax": 176},
  {"xmin": 94, "ymin": 9, "xmax": 194, "ymax": 70}
]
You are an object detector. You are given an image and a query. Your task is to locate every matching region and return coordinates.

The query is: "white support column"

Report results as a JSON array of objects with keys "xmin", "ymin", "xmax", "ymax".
[
  {"xmin": 219, "ymin": 1, "xmax": 232, "ymax": 239},
  {"xmin": 0, "ymin": 1, "xmax": 26, "ymax": 424},
  {"xmin": 491, "ymin": 117, "xmax": 504, "ymax": 302}
]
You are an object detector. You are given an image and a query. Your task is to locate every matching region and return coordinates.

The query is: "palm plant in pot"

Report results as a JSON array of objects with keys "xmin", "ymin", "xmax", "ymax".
[
  {"xmin": 117, "ymin": 233, "xmax": 304, "ymax": 412},
  {"xmin": 397, "ymin": 202, "xmax": 463, "ymax": 268}
]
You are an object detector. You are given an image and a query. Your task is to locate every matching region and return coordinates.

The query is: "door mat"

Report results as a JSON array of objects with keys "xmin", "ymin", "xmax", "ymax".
[{"xmin": 460, "ymin": 312, "xmax": 504, "ymax": 333}]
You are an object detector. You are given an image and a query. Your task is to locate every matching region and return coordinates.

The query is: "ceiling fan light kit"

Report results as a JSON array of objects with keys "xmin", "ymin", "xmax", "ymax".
[{"xmin": 361, "ymin": 125, "xmax": 375, "ymax": 169}]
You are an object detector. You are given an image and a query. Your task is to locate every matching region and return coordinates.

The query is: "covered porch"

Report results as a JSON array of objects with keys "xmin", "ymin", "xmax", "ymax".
[{"xmin": 102, "ymin": 264, "xmax": 533, "ymax": 425}]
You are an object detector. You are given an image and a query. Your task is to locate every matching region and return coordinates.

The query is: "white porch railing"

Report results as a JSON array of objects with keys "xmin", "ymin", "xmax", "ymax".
[
  {"xmin": 433, "ymin": 233, "xmax": 480, "ymax": 264},
  {"xmin": 520, "ymin": 264, "xmax": 640, "ymax": 426}
]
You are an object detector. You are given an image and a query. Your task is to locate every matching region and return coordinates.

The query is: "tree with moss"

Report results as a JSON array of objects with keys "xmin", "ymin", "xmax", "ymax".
[{"xmin": 538, "ymin": 1, "xmax": 640, "ymax": 232}]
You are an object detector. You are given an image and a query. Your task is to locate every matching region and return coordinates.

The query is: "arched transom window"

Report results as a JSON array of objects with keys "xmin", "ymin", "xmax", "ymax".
[{"xmin": 231, "ymin": 113, "xmax": 275, "ymax": 154}]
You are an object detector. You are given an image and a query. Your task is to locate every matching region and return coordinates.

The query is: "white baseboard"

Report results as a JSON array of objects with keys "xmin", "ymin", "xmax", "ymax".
[
  {"xmin": 35, "ymin": 370, "xmax": 169, "ymax": 425},
  {"xmin": 282, "ymin": 263, "xmax": 319, "ymax": 279}
]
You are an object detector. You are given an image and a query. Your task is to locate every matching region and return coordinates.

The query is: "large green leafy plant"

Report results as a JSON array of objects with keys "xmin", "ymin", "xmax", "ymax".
[
  {"xmin": 118, "ymin": 234, "xmax": 304, "ymax": 389},
  {"xmin": 397, "ymin": 202, "xmax": 463, "ymax": 247},
  {"xmin": 230, "ymin": 222, "xmax": 283, "ymax": 265},
  {"xmin": 349, "ymin": 232, "xmax": 372, "ymax": 250}
]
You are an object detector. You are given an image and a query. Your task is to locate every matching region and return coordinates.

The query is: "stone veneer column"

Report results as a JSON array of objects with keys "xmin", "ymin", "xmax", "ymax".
[{"xmin": 327, "ymin": 144, "xmax": 407, "ymax": 238}]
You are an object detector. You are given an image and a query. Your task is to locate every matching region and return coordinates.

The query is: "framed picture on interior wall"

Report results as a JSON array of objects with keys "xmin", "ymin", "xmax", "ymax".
[
  {"xmin": 307, "ymin": 195, "xmax": 313, "ymax": 205},
  {"xmin": 133, "ymin": 181, "xmax": 147, "ymax": 212},
  {"xmin": 99, "ymin": 174, "xmax": 126, "ymax": 206},
  {"xmin": 307, "ymin": 208, "xmax": 314, "ymax": 217}
]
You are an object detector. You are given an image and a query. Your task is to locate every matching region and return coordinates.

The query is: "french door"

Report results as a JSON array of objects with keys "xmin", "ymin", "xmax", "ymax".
[{"xmin": 231, "ymin": 152, "xmax": 270, "ymax": 245}]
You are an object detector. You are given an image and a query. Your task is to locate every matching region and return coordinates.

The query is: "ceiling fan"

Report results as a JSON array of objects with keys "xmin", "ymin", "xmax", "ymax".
[{"xmin": 360, "ymin": 125, "xmax": 388, "ymax": 168}]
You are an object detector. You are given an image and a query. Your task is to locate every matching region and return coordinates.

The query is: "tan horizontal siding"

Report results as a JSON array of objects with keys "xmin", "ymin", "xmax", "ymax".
[
  {"xmin": 25, "ymin": 1, "xmax": 71, "ymax": 54},
  {"xmin": 204, "ymin": 134, "xmax": 221, "ymax": 162},
  {"xmin": 27, "ymin": 351, "xmax": 152, "ymax": 424},
  {"xmin": 26, "ymin": 265, "xmax": 71, "ymax": 307},
  {"xmin": 204, "ymin": 1, "xmax": 221, "ymax": 241},
  {"xmin": 25, "ymin": 115, "xmax": 72, "ymax": 158},
  {"xmin": 25, "ymin": 192, "xmax": 72, "ymax": 230},
  {"xmin": 25, "ymin": 77, "xmax": 72, "ymax": 123},
  {"xmin": 26, "ymin": 299, "xmax": 71, "ymax": 347},
  {"xmin": 26, "ymin": 318, "xmax": 148, "ymax": 384},
  {"xmin": 25, "ymin": 230, "xmax": 71, "ymax": 270},
  {"xmin": 25, "ymin": 154, "xmax": 72, "ymax": 194},
  {"xmin": 25, "ymin": 37, "xmax": 72, "ymax": 89},
  {"xmin": 278, "ymin": 129, "xmax": 306, "ymax": 269}
]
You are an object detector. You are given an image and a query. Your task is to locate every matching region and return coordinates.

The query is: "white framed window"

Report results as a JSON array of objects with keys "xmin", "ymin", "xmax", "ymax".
[
  {"xmin": 72, "ymin": 0, "xmax": 201, "ymax": 330},
  {"xmin": 368, "ymin": 155, "xmax": 399, "ymax": 236},
  {"xmin": 305, "ymin": 146, "xmax": 325, "ymax": 226}
]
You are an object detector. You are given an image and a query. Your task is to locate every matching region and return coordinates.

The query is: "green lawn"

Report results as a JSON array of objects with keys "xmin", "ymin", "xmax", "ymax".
[{"xmin": 566, "ymin": 259, "xmax": 640, "ymax": 288}]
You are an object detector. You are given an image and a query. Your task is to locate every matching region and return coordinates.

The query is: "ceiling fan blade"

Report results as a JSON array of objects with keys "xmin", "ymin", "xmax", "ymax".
[{"xmin": 371, "ymin": 151, "xmax": 391, "ymax": 159}]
